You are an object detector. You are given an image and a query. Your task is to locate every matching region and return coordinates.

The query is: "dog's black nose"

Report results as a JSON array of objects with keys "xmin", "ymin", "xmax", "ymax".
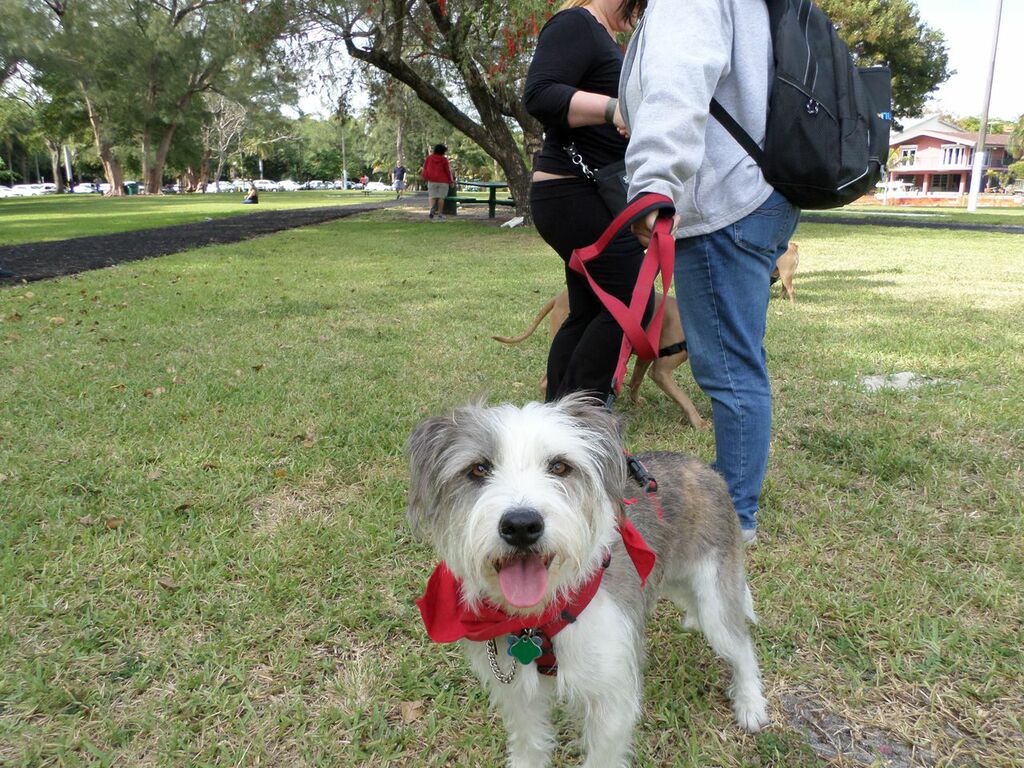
[{"xmin": 498, "ymin": 507, "xmax": 544, "ymax": 548}]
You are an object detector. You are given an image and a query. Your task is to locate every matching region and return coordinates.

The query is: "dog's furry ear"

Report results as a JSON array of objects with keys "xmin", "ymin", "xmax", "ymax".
[
  {"xmin": 557, "ymin": 393, "xmax": 626, "ymax": 503},
  {"xmin": 406, "ymin": 414, "xmax": 454, "ymax": 538}
]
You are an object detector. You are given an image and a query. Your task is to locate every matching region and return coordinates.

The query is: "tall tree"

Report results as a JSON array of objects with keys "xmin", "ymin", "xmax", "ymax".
[
  {"xmin": 32, "ymin": 0, "xmax": 295, "ymax": 194},
  {"xmin": 300, "ymin": 0, "xmax": 547, "ymax": 217},
  {"xmin": 1007, "ymin": 115, "xmax": 1024, "ymax": 162},
  {"xmin": 818, "ymin": 0, "xmax": 950, "ymax": 119},
  {"xmin": 205, "ymin": 94, "xmax": 248, "ymax": 188}
]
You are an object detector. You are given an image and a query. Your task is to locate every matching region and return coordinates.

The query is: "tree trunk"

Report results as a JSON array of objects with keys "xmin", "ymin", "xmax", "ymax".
[
  {"xmin": 199, "ymin": 147, "xmax": 211, "ymax": 191},
  {"xmin": 102, "ymin": 156, "xmax": 125, "ymax": 195},
  {"xmin": 82, "ymin": 89, "xmax": 125, "ymax": 196},
  {"xmin": 212, "ymin": 150, "xmax": 227, "ymax": 190},
  {"xmin": 183, "ymin": 167, "xmax": 199, "ymax": 192},
  {"xmin": 48, "ymin": 143, "xmax": 65, "ymax": 193},
  {"xmin": 143, "ymin": 124, "xmax": 179, "ymax": 194}
]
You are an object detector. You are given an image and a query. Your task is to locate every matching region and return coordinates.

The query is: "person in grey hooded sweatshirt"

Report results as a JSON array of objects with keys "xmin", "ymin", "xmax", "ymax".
[{"xmin": 619, "ymin": 0, "xmax": 799, "ymax": 545}]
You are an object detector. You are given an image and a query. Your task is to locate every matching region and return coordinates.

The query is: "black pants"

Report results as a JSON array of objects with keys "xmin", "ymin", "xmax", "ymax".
[{"xmin": 531, "ymin": 176, "xmax": 653, "ymax": 402}]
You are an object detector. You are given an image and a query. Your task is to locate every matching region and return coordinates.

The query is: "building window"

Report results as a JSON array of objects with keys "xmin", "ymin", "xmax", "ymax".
[
  {"xmin": 899, "ymin": 146, "xmax": 917, "ymax": 166},
  {"xmin": 942, "ymin": 145, "xmax": 966, "ymax": 166}
]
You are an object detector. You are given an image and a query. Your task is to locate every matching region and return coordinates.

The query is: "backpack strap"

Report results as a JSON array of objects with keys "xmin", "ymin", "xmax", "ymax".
[{"xmin": 709, "ymin": 98, "xmax": 766, "ymax": 168}]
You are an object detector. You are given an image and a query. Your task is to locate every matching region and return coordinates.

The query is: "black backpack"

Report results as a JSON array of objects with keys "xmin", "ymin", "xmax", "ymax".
[{"xmin": 711, "ymin": 0, "xmax": 893, "ymax": 210}]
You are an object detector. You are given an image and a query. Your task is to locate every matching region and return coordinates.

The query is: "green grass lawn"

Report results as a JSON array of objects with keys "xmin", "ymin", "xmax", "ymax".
[
  {"xmin": 0, "ymin": 190, "xmax": 397, "ymax": 246},
  {"xmin": 1, "ymin": 213, "xmax": 1022, "ymax": 766}
]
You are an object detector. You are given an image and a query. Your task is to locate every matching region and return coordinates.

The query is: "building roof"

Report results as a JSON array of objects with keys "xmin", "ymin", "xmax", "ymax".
[
  {"xmin": 948, "ymin": 131, "xmax": 1011, "ymax": 147},
  {"xmin": 891, "ymin": 128, "xmax": 1013, "ymax": 148}
]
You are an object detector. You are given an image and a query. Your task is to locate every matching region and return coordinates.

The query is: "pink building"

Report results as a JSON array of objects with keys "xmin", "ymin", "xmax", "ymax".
[{"xmin": 887, "ymin": 115, "xmax": 1015, "ymax": 197}]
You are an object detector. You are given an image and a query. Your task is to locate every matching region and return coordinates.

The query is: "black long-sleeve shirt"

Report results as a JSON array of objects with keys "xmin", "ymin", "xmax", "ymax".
[{"xmin": 523, "ymin": 8, "xmax": 629, "ymax": 176}]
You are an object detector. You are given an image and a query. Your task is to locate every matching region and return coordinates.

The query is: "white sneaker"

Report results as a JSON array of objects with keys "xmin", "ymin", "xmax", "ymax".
[
  {"xmin": 437, "ymin": 214, "xmax": 446, "ymax": 221},
  {"xmin": 741, "ymin": 528, "xmax": 758, "ymax": 547}
]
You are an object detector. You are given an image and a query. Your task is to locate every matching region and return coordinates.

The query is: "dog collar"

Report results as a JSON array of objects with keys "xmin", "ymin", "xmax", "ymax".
[{"xmin": 415, "ymin": 518, "xmax": 656, "ymax": 647}]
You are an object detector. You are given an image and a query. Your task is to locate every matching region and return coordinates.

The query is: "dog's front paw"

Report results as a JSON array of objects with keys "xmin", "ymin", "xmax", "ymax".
[{"xmin": 733, "ymin": 693, "xmax": 770, "ymax": 733}]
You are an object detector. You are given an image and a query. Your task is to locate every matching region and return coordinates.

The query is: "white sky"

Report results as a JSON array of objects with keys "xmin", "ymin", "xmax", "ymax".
[
  {"xmin": 298, "ymin": 0, "xmax": 1023, "ymax": 121},
  {"xmin": 915, "ymin": 0, "xmax": 1021, "ymax": 120}
]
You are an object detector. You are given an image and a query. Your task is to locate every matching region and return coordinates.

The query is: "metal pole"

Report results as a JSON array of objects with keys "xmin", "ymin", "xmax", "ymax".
[
  {"xmin": 967, "ymin": 0, "xmax": 1004, "ymax": 212},
  {"xmin": 341, "ymin": 126, "xmax": 348, "ymax": 189}
]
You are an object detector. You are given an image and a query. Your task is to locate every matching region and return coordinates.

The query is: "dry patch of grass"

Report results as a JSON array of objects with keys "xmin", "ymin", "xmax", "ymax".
[{"xmin": 249, "ymin": 475, "xmax": 361, "ymax": 536}]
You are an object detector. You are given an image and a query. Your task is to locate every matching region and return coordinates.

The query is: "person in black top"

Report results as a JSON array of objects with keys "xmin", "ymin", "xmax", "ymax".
[{"xmin": 524, "ymin": 0, "xmax": 652, "ymax": 403}]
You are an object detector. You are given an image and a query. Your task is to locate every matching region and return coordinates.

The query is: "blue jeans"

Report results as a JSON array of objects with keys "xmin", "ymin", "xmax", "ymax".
[{"xmin": 674, "ymin": 190, "xmax": 799, "ymax": 530}]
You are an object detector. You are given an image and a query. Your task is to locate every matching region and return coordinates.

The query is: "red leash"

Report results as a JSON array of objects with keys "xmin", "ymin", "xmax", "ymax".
[{"xmin": 568, "ymin": 193, "xmax": 675, "ymax": 397}]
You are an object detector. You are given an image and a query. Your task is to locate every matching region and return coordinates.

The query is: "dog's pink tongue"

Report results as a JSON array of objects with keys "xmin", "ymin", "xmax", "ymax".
[{"xmin": 498, "ymin": 555, "xmax": 549, "ymax": 608}]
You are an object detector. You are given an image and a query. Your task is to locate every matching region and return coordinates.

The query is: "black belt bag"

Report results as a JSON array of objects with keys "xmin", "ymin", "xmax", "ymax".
[
  {"xmin": 565, "ymin": 144, "xmax": 629, "ymax": 217},
  {"xmin": 593, "ymin": 160, "xmax": 629, "ymax": 216}
]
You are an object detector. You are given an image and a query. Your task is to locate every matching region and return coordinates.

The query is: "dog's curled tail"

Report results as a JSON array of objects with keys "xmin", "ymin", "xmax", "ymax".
[{"xmin": 491, "ymin": 297, "xmax": 557, "ymax": 345}]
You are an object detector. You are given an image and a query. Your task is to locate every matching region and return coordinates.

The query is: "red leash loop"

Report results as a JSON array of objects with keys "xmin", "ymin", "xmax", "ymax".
[{"xmin": 568, "ymin": 194, "xmax": 675, "ymax": 395}]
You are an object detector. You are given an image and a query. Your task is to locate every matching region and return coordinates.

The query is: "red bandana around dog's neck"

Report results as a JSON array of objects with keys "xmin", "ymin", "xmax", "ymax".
[{"xmin": 416, "ymin": 517, "xmax": 656, "ymax": 644}]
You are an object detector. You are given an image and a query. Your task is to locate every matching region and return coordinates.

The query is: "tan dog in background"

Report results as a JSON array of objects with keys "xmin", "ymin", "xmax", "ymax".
[
  {"xmin": 771, "ymin": 242, "xmax": 799, "ymax": 303},
  {"xmin": 493, "ymin": 292, "xmax": 709, "ymax": 430}
]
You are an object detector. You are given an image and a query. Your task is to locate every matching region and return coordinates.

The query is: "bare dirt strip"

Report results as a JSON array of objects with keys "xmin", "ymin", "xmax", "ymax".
[{"xmin": 0, "ymin": 202, "xmax": 401, "ymax": 283}]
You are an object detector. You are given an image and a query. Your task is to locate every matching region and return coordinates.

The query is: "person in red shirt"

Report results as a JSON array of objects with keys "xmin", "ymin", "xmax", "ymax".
[{"xmin": 421, "ymin": 144, "xmax": 454, "ymax": 221}]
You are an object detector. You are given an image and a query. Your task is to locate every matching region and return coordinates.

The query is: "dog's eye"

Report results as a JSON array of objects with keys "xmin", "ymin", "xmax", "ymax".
[
  {"xmin": 467, "ymin": 461, "xmax": 491, "ymax": 479},
  {"xmin": 548, "ymin": 459, "xmax": 572, "ymax": 476}
]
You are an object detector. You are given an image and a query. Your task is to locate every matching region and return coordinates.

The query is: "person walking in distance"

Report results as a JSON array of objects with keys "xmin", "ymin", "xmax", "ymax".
[
  {"xmin": 393, "ymin": 162, "xmax": 407, "ymax": 199},
  {"xmin": 421, "ymin": 144, "xmax": 454, "ymax": 221}
]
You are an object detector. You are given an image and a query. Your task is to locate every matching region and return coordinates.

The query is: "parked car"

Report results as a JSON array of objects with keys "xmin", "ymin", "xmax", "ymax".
[
  {"xmin": 278, "ymin": 179, "xmax": 302, "ymax": 192},
  {"xmin": 0, "ymin": 186, "xmax": 17, "ymax": 198},
  {"xmin": 364, "ymin": 180, "xmax": 390, "ymax": 192},
  {"xmin": 253, "ymin": 179, "xmax": 279, "ymax": 192},
  {"xmin": 209, "ymin": 180, "xmax": 234, "ymax": 193},
  {"xmin": 72, "ymin": 183, "xmax": 98, "ymax": 194},
  {"xmin": 11, "ymin": 183, "xmax": 55, "ymax": 196},
  {"xmin": 303, "ymin": 180, "xmax": 327, "ymax": 190},
  {"xmin": 161, "ymin": 183, "xmax": 179, "ymax": 194}
]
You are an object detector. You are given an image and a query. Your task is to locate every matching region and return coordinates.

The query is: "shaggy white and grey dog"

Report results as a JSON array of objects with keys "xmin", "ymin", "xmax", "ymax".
[{"xmin": 407, "ymin": 395, "xmax": 768, "ymax": 768}]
